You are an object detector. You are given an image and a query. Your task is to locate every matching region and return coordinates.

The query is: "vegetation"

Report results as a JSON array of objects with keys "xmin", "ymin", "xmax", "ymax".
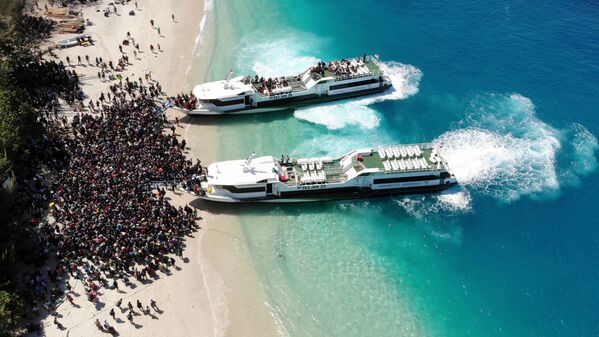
[{"xmin": 0, "ymin": 2, "xmax": 77, "ymax": 335}]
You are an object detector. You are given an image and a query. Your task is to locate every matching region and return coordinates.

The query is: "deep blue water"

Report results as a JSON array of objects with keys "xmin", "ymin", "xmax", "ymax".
[{"xmin": 200, "ymin": 0, "xmax": 599, "ymax": 335}]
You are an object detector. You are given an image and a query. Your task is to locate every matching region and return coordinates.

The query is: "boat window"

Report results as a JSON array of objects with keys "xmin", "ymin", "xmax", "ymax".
[
  {"xmin": 329, "ymin": 78, "xmax": 380, "ymax": 91},
  {"xmin": 373, "ymin": 175, "xmax": 438, "ymax": 184},
  {"xmin": 200, "ymin": 98, "xmax": 244, "ymax": 106},
  {"xmin": 221, "ymin": 185, "xmax": 265, "ymax": 193}
]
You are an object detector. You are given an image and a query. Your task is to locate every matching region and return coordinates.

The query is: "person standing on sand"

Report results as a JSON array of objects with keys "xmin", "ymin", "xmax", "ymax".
[
  {"xmin": 116, "ymin": 298, "xmax": 123, "ymax": 309},
  {"xmin": 150, "ymin": 19, "xmax": 154, "ymax": 27},
  {"xmin": 110, "ymin": 308, "xmax": 116, "ymax": 319},
  {"xmin": 157, "ymin": 27, "xmax": 161, "ymax": 35},
  {"xmin": 127, "ymin": 311, "xmax": 133, "ymax": 322},
  {"xmin": 53, "ymin": 317, "xmax": 63, "ymax": 329}
]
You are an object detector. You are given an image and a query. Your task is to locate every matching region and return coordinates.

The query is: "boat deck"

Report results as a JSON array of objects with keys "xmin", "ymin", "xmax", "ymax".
[
  {"xmin": 357, "ymin": 146, "xmax": 443, "ymax": 173},
  {"xmin": 320, "ymin": 59, "xmax": 382, "ymax": 80},
  {"xmin": 253, "ymin": 76, "xmax": 306, "ymax": 97},
  {"xmin": 280, "ymin": 145, "xmax": 444, "ymax": 187},
  {"xmin": 251, "ymin": 57, "xmax": 382, "ymax": 97},
  {"xmin": 281, "ymin": 158, "xmax": 347, "ymax": 186}
]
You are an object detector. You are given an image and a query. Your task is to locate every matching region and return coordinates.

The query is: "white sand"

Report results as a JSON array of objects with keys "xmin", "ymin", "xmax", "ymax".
[{"xmin": 33, "ymin": 0, "xmax": 280, "ymax": 336}]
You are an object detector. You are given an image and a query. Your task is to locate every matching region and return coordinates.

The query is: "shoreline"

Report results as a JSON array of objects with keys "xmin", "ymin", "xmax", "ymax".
[
  {"xmin": 32, "ymin": 0, "xmax": 279, "ymax": 336},
  {"xmin": 180, "ymin": 0, "xmax": 281, "ymax": 334}
]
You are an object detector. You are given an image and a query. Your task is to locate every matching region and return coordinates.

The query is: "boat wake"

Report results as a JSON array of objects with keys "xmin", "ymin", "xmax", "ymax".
[
  {"xmin": 294, "ymin": 61, "xmax": 422, "ymax": 130},
  {"xmin": 397, "ymin": 93, "xmax": 598, "ymax": 218},
  {"xmin": 235, "ymin": 33, "xmax": 421, "ymax": 130}
]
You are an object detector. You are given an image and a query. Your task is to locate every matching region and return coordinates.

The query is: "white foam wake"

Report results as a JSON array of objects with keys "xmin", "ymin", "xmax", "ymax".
[
  {"xmin": 397, "ymin": 93, "xmax": 598, "ymax": 218},
  {"xmin": 235, "ymin": 33, "xmax": 421, "ymax": 130},
  {"xmin": 294, "ymin": 61, "xmax": 422, "ymax": 130},
  {"xmin": 236, "ymin": 34, "xmax": 321, "ymax": 78},
  {"xmin": 436, "ymin": 93, "xmax": 597, "ymax": 201}
]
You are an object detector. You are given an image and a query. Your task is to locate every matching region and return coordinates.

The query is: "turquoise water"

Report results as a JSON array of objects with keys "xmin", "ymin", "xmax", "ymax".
[{"xmin": 199, "ymin": 1, "xmax": 599, "ymax": 336}]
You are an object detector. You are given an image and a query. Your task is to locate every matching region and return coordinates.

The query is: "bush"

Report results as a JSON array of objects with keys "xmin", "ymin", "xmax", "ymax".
[{"xmin": 0, "ymin": 290, "xmax": 24, "ymax": 337}]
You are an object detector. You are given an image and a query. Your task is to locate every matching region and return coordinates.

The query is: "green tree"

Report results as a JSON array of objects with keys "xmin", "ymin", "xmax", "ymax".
[
  {"xmin": 0, "ymin": 290, "xmax": 24, "ymax": 336},
  {"xmin": 0, "ymin": 88, "xmax": 39, "ymax": 174}
]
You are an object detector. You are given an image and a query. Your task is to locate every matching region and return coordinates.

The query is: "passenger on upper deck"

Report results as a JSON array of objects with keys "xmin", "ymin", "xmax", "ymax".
[
  {"xmin": 251, "ymin": 75, "xmax": 291, "ymax": 96},
  {"xmin": 309, "ymin": 57, "xmax": 367, "ymax": 80}
]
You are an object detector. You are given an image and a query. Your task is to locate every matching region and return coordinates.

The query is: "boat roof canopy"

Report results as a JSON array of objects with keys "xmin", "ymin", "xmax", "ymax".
[
  {"xmin": 206, "ymin": 156, "xmax": 279, "ymax": 185},
  {"xmin": 192, "ymin": 76, "xmax": 253, "ymax": 100}
]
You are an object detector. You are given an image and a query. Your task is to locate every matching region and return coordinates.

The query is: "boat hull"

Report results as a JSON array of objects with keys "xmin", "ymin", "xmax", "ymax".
[
  {"xmin": 199, "ymin": 182, "xmax": 458, "ymax": 203},
  {"xmin": 184, "ymin": 84, "xmax": 391, "ymax": 116}
]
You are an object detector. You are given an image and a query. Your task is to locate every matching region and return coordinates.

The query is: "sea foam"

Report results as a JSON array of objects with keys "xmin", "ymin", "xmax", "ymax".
[
  {"xmin": 398, "ymin": 93, "xmax": 598, "ymax": 218},
  {"xmin": 236, "ymin": 34, "xmax": 321, "ymax": 78},
  {"xmin": 186, "ymin": 0, "xmax": 215, "ymax": 75},
  {"xmin": 437, "ymin": 93, "xmax": 561, "ymax": 201}
]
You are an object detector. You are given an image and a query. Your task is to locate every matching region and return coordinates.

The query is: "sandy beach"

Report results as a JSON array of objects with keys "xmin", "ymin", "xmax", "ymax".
[{"xmin": 33, "ymin": 0, "xmax": 279, "ymax": 336}]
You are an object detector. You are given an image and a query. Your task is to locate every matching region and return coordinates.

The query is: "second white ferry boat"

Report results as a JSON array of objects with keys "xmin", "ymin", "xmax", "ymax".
[
  {"xmin": 179, "ymin": 55, "xmax": 392, "ymax": 115},
  {"xmin": 199, "ymin": 144, "xmax": 457, "ymax": 202}
]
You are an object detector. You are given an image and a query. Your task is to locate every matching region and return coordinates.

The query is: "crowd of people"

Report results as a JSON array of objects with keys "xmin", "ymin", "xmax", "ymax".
[
  {"xmin": 13, "ymin": 57, "xmax": 85, "ymax": 109},
  {"xmin": 249, "ymin": 75, "xmax": 292, "ymax": 95},
  {"xmin": 309, "ymin": 58, "xmax": 369, "ymax": 79},
  {"xmin": 172, "ymin": 92, "xmax": 198, "ymax": 110},
  {"xmin": 5, "ymin": 1, "xmax": 213, "ymax": 333},
  {"xmin": 19, "ymin": 65, "xmax": 205, "ymax": 334},
  {"xmin": 50, "ymin": 81, "xmax": 202, "ymax": 287}
]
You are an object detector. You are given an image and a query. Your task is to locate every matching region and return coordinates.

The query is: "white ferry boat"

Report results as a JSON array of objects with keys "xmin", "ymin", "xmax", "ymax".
[
  {"xmin": 199, "ymin": 144, "xmax": 457, "ymax": 202},
  {"xmin": 181, "ymin": 55, "xmax": 392, "ymax": 115}
]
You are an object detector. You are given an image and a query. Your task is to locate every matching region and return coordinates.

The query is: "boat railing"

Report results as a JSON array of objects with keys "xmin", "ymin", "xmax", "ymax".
[{"xmin": 334, "ymin": 70, "xmax": 378, "ymax": 82}]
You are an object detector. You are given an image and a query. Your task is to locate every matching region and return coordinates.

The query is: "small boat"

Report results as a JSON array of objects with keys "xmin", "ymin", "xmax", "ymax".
[{"xmin": 55, "ymin": 34, "xmax": 93, "ymax": 48}]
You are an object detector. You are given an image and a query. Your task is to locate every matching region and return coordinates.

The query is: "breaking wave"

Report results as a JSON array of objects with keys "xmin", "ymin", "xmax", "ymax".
[{"xmin": 187, "ymin": 0, "xmax": 214, "ymax": 75}]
